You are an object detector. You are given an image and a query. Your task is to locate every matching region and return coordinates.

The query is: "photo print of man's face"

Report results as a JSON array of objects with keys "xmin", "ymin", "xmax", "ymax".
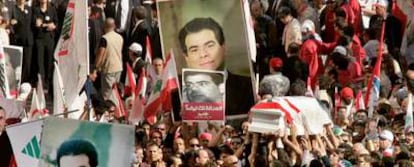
[
  {"xmin": 179, "ymin": 18, "xmax": 226, "ymax": 71},
  {"xmin": 184, "ymin": 72, "xmax": 223, "ymax": 103}
]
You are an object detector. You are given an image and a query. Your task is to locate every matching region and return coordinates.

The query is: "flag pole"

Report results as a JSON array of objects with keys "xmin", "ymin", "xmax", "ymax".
[{"xmin": 364, "ymin": 19, "xmax": 386, "ymax": 118}]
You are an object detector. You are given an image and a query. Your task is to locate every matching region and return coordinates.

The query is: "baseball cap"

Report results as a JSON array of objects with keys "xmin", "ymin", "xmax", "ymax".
[
  {"xmin": 340, "ymin": 87, "xmax": 354, "ymax": 99},
  {"xmin": 199, "ymin": 132, "xmax": 212, "ymax": 141},
  {"xmin": 269, "ymin": 57, "xmax": 283, "ymax": 68},
  {"xmin": 129, "ymin": 43, "xmax": 143, "ymax": 54},
  {"xmin": 333, "ymin": 46, "xmax": 347, "ymax": 56},
  {"xmin": 379, "ymin": 130, "xmax": 394, "ymax": 142}
]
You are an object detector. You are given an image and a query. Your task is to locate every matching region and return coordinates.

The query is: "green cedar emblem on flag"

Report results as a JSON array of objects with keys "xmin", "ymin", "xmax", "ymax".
[{"xmin": 21, "ymin": 136, "xmax": 40, "ymax": 159}]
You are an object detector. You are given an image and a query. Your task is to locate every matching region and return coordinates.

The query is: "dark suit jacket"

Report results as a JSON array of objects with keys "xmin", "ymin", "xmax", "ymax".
[
  {"xmin": 127, "ymin": 20, "xmax": 150, "ymax": 58},
  {"xmin": 104, "ymin": 0, "xmax": 141, "ymax": 30},
  {"xmin": 89, "ymin": 18, "xmax": 104, "ymax": 64},
  {"xmin": 267, "ymin": 0, "xmax": 297, "ymax": 56},
  {"xmin": 267, "ymin": 0, "xmax": 296, "ymax": 18},
  {"xmin": 225, "ymin": 72, "xmax": 255, "ymax": 116},
  {"xmin": 0, "ymin": 132, "xmax": 13, "ymax": 167},
  {"xmin": 10, "ymin": 5, "xmax": 34, "ymax": 46}
]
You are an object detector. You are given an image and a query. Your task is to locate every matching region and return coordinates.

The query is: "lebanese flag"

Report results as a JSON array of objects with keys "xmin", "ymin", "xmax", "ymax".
[
  {"xmin": 53, "ymin": 62, "xmax": 67, "ymax": 116},
  {"xmin": 365, "ymin": 21, "xmax": 385, "ymax": 118},
  {"xmin": 145, "ymin": 36, "xmax": 158, "ymax": 85},
  {"xmin": 109, "ymin": 83, "xmax": 127, "ymax": 118},
  {"xmin": 405, "ymin": 93, "xmax": 414, "ymax": 133},
  {"xmin": 128, "ymin": 71, "xmax": 147, "ymax": 124},
  {"xmin": 392, "ymin": 0, "xmax": 407, "ymax": 35},
  {"xmin": 37, "ymin": 74, "xmax": 46, "ymax": 109},
  {"xmin": 125, "ymin": 63, "xmax": 136, "ymax": 98},
  {"xmin": 144, "ymin": 49, "xmax": 179, "ymax": 124},
  {"xmin": 160, "ymin": 50, "xmax": 179, "ymax": 111},
  {"xmin": 355, "ymin": 90, "xmax": 365, "ymax": 111},
  {"xmin": 29, "ymin": 89, "xmax": 48, "ymax": 119},
  {"xmin": 145, "ymin": 36, "xmax": 153, "ymax": 64},
  {"xmin": 136, "ymin": 67, "xmax": 147, "ymax": 99},
  {"xmin": 252, "ymin": 97, "xmax": 332, "ymax": 135}
]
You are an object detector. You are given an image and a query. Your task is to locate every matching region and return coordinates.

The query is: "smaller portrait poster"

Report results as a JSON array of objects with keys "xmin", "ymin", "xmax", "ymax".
[
  {"xmin": 3, "ymin": 45, "xmax": 23, "ymax": 96},
  {"xmin": 181, "ymin": 69, "xmax": 225, "ymax": 121},
  {"xmin": 38, "ymin": 117, "xmax": 134, "ymax": 167}
]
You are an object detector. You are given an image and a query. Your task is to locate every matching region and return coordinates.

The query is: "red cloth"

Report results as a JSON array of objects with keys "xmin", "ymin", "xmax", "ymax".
[
  {"xmin": 341, "ymin": 4, "xmax": 356, "ymax": 27},
  {"xmin": 269, "ymin": 57, "xmax": 283, "ymax": 68},
  {"xmin": 324, "ymin": 10, "xmax": 337, "ymax": 42},
  {"xmin": 349, "ymin": 0, "xmax": 363, "ymax": 35},
  {"xmin": 300, "ymin": 40, "xmax": 337, "ymax": 88},
  {"xmin": 341, "ymin": 87, "xmax": 354, "ymax": 99},
  {"xmin": 392, "ymin": 0, "xmax": 408, "ymax": 35},
  {"xmin": 338, "ymin": 60, "xmax": 363, "ymax": 86},
  {"xmin": 351, "ymin": 35, "xmax": 366, "ymax": 66},
  {"xmin": 199, "ymin": 132, "xmax": 213, "ymax": 141}
]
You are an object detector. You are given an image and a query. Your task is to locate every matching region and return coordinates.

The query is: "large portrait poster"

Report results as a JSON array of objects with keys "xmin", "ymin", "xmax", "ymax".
[
  {"xmin": 38, "ymin": 118, "xmax": 134, "ymax": 167},
  {"xmin": 157, "ymin": 0, "xmax": 255, "ymax": 116},
  {"xmin": 3, "ymin": 45, "xmax": 23, "ymax": 97},
  {"xmin": 182, "ymin": 69, "xmax": 225, "ymax": 121}
]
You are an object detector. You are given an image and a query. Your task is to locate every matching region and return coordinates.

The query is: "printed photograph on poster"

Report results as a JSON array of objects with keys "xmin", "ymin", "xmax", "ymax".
[
  {"xmin": 38, "ymin": 117, "xmax": 134, "ymax": 167},
  {"xmin": 157, "ymin": 0, "xmax": 255, "ymax": 116},
  {"xmin": 0, "ymin": 43, "xmax": 9, "ymax": 98},
  {"xmin": 3, "ymin": 45, "xmax": 23, "ymax": 95},
  {"xmin": 182, "ymin": 69, "xmax": 225, "ymax": 121},
  {"xmin": 0, "ymin": 98, "xmax": 24, "ymax": 118}
]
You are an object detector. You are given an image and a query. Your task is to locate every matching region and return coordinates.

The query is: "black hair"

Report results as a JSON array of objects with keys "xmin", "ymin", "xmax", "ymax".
[
  {"xmin": 309, "ymin": 159, "xmax": 324, "ymax": 167},
  {"xmin": 335, "ymin": 8, "xmax": 347, "ymax": 20},
  {"xmin": 104, "ymin": 100, "xmax": 116, "ymax": 113},
  {"xmin": 342, "ymin": 26, "xmax": 354, "ymax": 37},
  {"xmin": 132, "ymin": 6, "xmax": 147, "ymax": 20},
  {"xmin": 56, "ymin": 139, "xmax": 98, "ymax": 167},
  {"xmin": 408, "ymin": 63, "xmax": 414, "ymax": 71},
  {"xmin": 367, "ymin": 28, "xmax": 379, "ymax": 40},
  {"xmin": 93, "ymin": 0, "xmax": 104, "ymax": 4},
  {"xmin": 355, "ymin": 109, "xmax": 368, "ymax": 116},
  {"xmin": 277, "ymin": 7, "xmax": 292, "ymax": 19},
  {"xmin": 337, "ymin": 35, "xmax": 352, "ymax": 47},
  {"xmin": 331, "ymin": 52, "xmax": 349, "ymax": 70},
  {"xmin": 287, "ymin": 42, "xmax": 301, "ymax": 55},
  {"xmin": 178, "ymin": 18, "xmax": 225, "ymax": 54}
]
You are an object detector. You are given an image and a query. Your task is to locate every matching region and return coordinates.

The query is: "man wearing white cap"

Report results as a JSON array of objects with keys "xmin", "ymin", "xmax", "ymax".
[
  {"xmin": 379, "ymin": 129, "xmax": 394, "ymax": 156},
  {"xmin": 369, "ymin": 0, "xmax": 403, "ymax": 56},
  {"xmin": 128, "ymin": 42, "xmax": 146, "ymax": 76}
]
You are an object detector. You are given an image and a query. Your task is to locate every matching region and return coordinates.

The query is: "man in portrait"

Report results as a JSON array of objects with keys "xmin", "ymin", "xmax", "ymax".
[
  {"xmin": 178, "ymin": 17, "xmax": 254, "ymax": 116},
  {"xmin": 179, "ymin": 17, "xmax": 225, "ymax": 71},
  {"xmin": 183, "ymin": 70, "xmax": 224, "ymax": 103},
  {"xmin": 56, "ymin": 139, "xmax": 98, "ymax": 167}
]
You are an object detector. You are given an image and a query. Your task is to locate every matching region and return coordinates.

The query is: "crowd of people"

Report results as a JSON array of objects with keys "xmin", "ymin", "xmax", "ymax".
[{"xmin": 1, "ymin": 0, "xmax": 414, "ymax": 166}]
